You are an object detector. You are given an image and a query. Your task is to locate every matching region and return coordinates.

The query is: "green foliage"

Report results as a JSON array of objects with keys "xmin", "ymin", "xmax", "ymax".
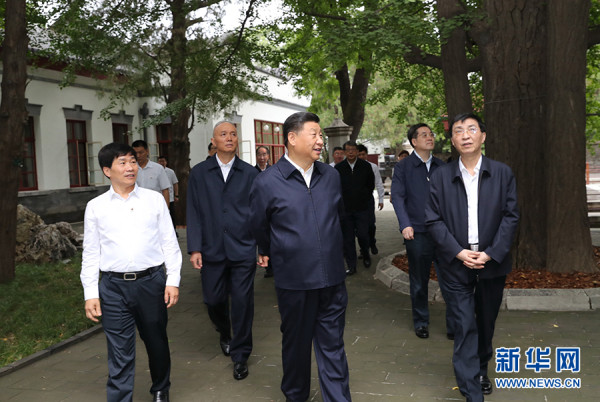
[
  {"xmin": 0, "ymin": 254, "xmax": 94, "ymax": 367},
  {"xmin": 587, "ymin": 0, "xmax": 600, "ymax": 147},
  {"xmin": 35, "ymin": 0, "xmax": 266, "ymax": 128}
]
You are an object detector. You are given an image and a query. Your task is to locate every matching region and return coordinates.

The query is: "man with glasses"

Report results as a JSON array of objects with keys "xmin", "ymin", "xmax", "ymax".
[
  {"xmin": 391, "ymin": 124, "xmax": 449, "ymax": 340},
  {"xmin": 426, "ymin": 113, "xmax": 519, "ymax": 401}
]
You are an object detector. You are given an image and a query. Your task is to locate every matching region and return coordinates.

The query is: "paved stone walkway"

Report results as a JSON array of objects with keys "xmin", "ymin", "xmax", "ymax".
[{"xmin": 1, "ymin": 201, "xmax": 599, "ymax": 401}]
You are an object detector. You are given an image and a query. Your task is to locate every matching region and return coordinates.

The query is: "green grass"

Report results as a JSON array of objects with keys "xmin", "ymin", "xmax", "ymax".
[{"xmin": 0, "ymin": 253, "xmax": 96, "ymax": 367}]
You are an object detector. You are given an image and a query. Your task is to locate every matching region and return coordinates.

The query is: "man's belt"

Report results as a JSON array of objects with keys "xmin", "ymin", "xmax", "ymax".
[
  {"xmin": 469, "ymin": 243, "xmax": 479, "ymax": 251},
  {"xmin": 105, "ymin": 264, "xmax": 164, "ymax": 281}
]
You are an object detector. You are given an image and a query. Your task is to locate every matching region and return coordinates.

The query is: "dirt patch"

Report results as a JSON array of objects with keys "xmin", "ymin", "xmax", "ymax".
[{"xmin": 391, "ymin": 248, "xmax": 600, "ymax": 289}]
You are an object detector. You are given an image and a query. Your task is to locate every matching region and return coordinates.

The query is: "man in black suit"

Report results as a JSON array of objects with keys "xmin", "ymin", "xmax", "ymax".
[
  {"xmin": 255, "ymin": 145, "xmax": 271, "ymax": 172},
  {"xmin": 335, "ymin": 140, "xmax": 375, "ymax": 275},
  {"xmin": 426, "ymin": 113, "xmax": 519, "ymax": 401},
  {"xmin": 250, "ymin": 112, "xmax": 350, "ymax": 402},
  {"xmin": 254, "ymin": 145, "xmax": 273, "ymax": 278},
  {"xmin": 187, "ymin": 121, "xmax": 259, "ymax": 381}
]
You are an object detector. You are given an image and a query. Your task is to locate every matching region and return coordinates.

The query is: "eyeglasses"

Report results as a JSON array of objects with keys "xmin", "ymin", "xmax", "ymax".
[
  {"xmin": 453, "ymin": 127, "xmax": 479, "ymax": 135},
  {"xmin": 417, "ymin": 132, "xmax": 435, "ymax": 139}
]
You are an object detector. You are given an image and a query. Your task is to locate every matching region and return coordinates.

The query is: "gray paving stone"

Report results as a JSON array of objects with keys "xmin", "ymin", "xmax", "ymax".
[{"xmin": 1, "ymin": 204, "xmax": 599, "ymax": 401}]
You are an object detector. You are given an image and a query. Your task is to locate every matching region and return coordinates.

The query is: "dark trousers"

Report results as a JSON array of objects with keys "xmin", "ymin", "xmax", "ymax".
[
  {"xmin": 405, "ymin": 233, "xmax": 454, "ymax": 334},
  {"xmin": 442, "ymin": 270, "xmax": 506, "ymax": 402},
  {"xmin": 368, "ymin": 196, "xmax": 377, "ymax": 248},
  {"xmin": 201, "ymin": 258, "xmax": 256, "ymax": 362},
  {"xmin": 168, "ymin": 201, "xmax": 176, "ymax": 228},
  {"xmin": 341, "ymin": 209, "xmax": 370, "ymax": 269},
  {"xmin": 276, "ymin": 283, "xmax": 351, "ymax": 402},
  {"xmin": 99, "ymin": 268, "xmax": 170, "ymax": 402}
]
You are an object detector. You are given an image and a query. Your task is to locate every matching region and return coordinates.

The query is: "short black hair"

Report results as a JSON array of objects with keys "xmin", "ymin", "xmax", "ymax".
[
  {"xmin": 283, "ymin": 112, "xmax": 320, "ymax": 147},
  {"xmin": 332, "ymin": 146, "xmax": 343, "ymax": 153},
  {"xmin": 450, "ymin": 112, "xmax": 486, "ymax": 134},
  {"xmin": 256, "ymin": 145, "xmax": 269, "ymax": 154},
  {"xmin": 407, "ymin": 123, "xmax": 430, "ymax": 146},
  {"xmin": 357, "ymin": 144, "xmax": 368, "ymax": 153},
  {"xmin": 98, "ymin": 142, "xmax": 136, "ymax": 172},
  {"xmin": 207, "ymin": 143, "xmax": 214, "ymax": 152},
  {"xmin": 131, "ymin": 139, "xmax": 148, "ymax": 150},
  {"xmin": 158, "ymin": 155, "xmax": 167, "ymax": 161},
  {"xmin": 343, "ymin": 140, "xmax": 358, "ymax": 150}
]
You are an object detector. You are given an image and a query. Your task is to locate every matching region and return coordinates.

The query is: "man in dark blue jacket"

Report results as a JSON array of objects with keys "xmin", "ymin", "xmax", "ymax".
[
  {"xmin": 426, "ymin": 113, "xmax": 519, "ymax": 401},
  {"xmin": 391, "ymin": 123, "xmax": 451, "ymax": 340},
  {"xmin": 187, "ymin": 121, "xmax": 258, "ymax": 381},
  {"xmin": 250, "ymin": 112, "xmax": 351, "ymax": 402}
]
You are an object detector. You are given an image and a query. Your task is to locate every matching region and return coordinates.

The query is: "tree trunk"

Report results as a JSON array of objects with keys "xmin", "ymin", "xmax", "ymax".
[
  {"xmin": 0, "ymin": 0, "xmax": 28, "ymax": 283},
  {"xmin": 478, "ymin": 0, "xmax": 548, "ymax": 270},
  {"xmin": 437, "ymin": 0, "xmax": 473, "ymax": 123},
  {"xmin": 477, "ymin": 0, "xmax": 596, "ymax": 273},
  {"xmin": 168, "ymin": 0, "xmax": 192, "ymax": 226},
  {"xmin": 545, "ymin": 0, "xmax": 596, "ymax": 272},
  {"xmin": 336, "ymin": 63, "xmax": 371, "ymax": 142}
]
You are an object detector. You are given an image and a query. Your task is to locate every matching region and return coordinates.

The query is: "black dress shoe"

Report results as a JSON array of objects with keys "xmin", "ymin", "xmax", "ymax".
[
  {"xmin": 219, "ymin": 335, "xmax": 231, "ymax": 356},
  {"xmin": 480, "ymin": 375, "xmax": 492, "ymax": 394},
  {"xmin": 370, "ymin": 245, "xmax": 378, "ymax": 255},
  {"xmin": 345, "ymin": 268, "xmax": 356, "ymax": 276},
  {"xmin": 363, "ymin": 256, "xmax": 371, "ymax": 268},
  {"xmin": 233, "ymin": 361, "xmax": 249, "ymax": 380},
  {"xmin": 153, "ymin": 390, "xmax": 169, "ymax": 402},
  {"xmin": 415, "ymin": 326, "xmax": 429, "ymax": 338},
  {"xmin": 446, "ymin": 333, "xmax": 455, "ymax": 340}
]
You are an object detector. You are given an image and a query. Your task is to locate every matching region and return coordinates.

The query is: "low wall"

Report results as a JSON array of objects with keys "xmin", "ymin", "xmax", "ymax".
[{"xmin": 18, "ymin": 186, "xmax": 110, "ymax": 223}]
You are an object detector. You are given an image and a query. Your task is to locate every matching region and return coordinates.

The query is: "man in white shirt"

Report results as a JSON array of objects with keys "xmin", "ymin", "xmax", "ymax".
[
  {"xmin": 157, "ymin": 155, "xmax": 179, "ymax": 229},
  {"xmin": 357, "ymin": 144, "xmax": 384, "ymax": 255},
  {"xmin": 81, "ymin": 142, "xmax": 181, "ymax": 402},
  {"xmin": 132, "ymin": 140, "xmax": 170, "ymax": 206}
]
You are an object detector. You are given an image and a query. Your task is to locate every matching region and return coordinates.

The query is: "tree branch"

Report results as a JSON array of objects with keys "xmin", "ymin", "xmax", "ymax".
[
  {"xmin": 203, "ymin": 0, "xmax": 257, "ymax": 87},
  {"xmin": 335, "ymin": 64, "xmax": 351, "ymax": 110},
  {"xmin": 187, "ymin": 16, "xmax": 204, "ymax": 27},
  {"xmin": 403, "ymin": 46, "xmax": 443, "ymax": 69},
  {"xmin": 403, "ymin": 45, "xmax": 482, "ymax": 72},
  {"xmin": 184, "ymin": 0, "xmax": 223, "ymax": 13},
  {"xmin": 303, "ymin": 11, "xmax": 347, "ymax": 21}
]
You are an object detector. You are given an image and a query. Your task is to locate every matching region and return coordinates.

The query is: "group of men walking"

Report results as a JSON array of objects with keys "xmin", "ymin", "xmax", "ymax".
[
  {"xmin": 391, "ymin": 113, "xmax": 519, "ymax": 402},
  {"xmin": 80, "ymin": 111, "xmax": 518, "ymax": 402}
]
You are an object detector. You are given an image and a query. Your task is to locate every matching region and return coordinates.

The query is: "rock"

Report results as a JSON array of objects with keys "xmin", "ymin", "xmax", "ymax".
[{"xmin": 15, "ymin": 205, "xmax": 83, "ymax": 264}]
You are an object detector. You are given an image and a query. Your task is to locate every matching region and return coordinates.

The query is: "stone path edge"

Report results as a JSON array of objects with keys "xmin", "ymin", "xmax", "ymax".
[
  {"xmin": 0, "ymin": 324, "xmax": 103, "ymax": 378},
  {"xmin": 374, "ymin": 251, "xmax": 600, "ymax": 312}
]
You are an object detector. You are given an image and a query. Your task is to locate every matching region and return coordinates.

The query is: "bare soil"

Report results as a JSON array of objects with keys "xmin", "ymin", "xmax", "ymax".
[{"xmin": 391, "ymin": 247, "xmax": 600, "ymax": 289}]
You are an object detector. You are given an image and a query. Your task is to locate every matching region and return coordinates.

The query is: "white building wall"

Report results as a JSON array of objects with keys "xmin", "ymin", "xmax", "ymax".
[{"xmin": 13, "ymin": 66, "xmax": 308, "ymax": 193}]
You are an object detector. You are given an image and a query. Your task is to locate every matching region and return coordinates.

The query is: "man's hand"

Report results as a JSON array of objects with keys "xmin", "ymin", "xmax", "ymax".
[
  {"xmin": 401, "ymin": 226, "xmax": 414, "ymax": 240},
  {"xmin": 164, "ymin": 286, "xmax": 179, "ymax": 308},
  {"xmin": 378, "ymin": 202, "xmax": 384, "ymax": 210},
  {"xmin": 85, "ymin": 299, "xmax": 102, "ymax": 322},
  {"xmin": 456, "ymin": 249, "xmax": 488, "ymax": 269},
  {"xmin": 257, "ymin": 254, "xmax": 270, "ymax": 268},
  {"xmin": 471, "ymin": 251, "xmax": 491, "ymax": 268},
  {"xmin": 190, "ymin": 252, "xmax": 203, "ymax": 270}
]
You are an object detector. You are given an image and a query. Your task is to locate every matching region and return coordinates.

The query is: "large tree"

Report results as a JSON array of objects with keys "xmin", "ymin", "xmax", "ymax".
[
  {"xmin": 274, "ymin": 0, "xmax": 600, "ymax": 273},
  {"xmin": 260, "ymin": 0, "xmax": 436, "ymax": 141},
  {"xmin": 402, "ymin": 0, "xmax": 600, "ymax": 272},
  {"xmin": 43, "ymin": 0, "xmax": 265, "ymax": 225},
  {"xmin": 0, "ymin": 0, "xmax": 29, "ymax": 283}
]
